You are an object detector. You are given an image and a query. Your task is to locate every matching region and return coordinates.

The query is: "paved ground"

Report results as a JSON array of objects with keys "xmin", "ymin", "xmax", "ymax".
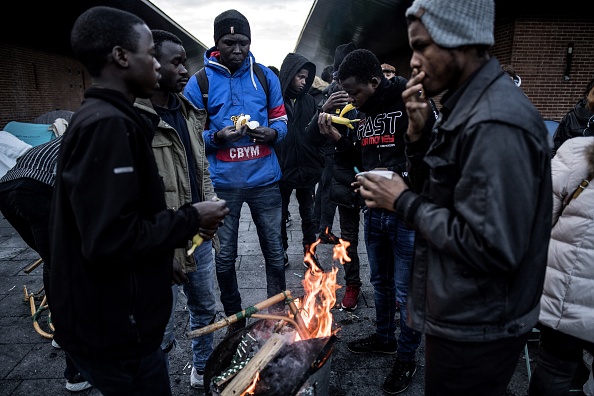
[{"xmin": 0, "ymin": 194, "xmax": 538, "ymax": 396}]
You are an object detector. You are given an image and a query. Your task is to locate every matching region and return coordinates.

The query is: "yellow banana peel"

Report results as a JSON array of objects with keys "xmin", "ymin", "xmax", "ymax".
[
  {"xmin": 187, "ymin": 233, "xmax": 204, "ymax": 256},
  {"xmin": 330, "ymin": 115, "xmax": 361, "ymax": 129},
  {"xmin": 339, "ymin": 103, "xmax": 355, "ymax": 118}
]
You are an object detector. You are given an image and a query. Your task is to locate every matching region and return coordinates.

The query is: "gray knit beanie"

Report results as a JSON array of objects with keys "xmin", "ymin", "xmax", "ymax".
[
  {"xmin": 405, "ymin": 0, "xmax": 494, "ymax": 48},
  {"xmin": 213, "ymin": 9, "xmax": 251, "ymax": 44}
]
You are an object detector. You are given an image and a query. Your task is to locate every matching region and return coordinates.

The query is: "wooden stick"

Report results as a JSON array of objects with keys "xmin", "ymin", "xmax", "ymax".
[
  {"xmin": 250, "ymin": 313, "xmax": 309, "ymax": 341},
  {"xmin": 284, "ymin": 291, "xmax": 310, "ymax": 340},
  {"xmin": 221, "ymin": 333, "xmax": 286, "ymax": 396},
  {"xmin": 24, "ymin": 258, "xmax": 43, "ymax": 274},
  {"xmin": 186, "ymin": 291, "xmax": 290, "ymax": 339},
  {"xmin": 25, "ymin": 288, "xmax": 53, "ymax": 339}
]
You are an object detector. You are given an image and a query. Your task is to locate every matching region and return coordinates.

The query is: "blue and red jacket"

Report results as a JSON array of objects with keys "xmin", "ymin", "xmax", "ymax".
[{"xmin": 183, "ymin": 48, "xmax": 287, "ymax": 189}]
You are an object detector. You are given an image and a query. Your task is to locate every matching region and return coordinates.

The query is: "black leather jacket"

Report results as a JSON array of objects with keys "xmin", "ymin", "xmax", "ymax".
[
  {"xmin": 395, "ymin": 58, "xmax": 552, "ymax": 342},
  {"xmin": 552, "ymin": 98, "xmax": 594, "ymax": 156}
]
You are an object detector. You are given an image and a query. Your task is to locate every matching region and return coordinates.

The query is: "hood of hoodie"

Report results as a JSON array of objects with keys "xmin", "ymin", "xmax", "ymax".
[{"xmin": 279, "ymin": 53, "xmax": 316, "ymax": 99}]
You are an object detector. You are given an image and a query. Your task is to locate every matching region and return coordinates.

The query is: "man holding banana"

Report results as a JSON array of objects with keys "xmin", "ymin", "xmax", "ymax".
[{"xmin": 183, "ymin": 10, "xmax": 289, "ymax": 327}]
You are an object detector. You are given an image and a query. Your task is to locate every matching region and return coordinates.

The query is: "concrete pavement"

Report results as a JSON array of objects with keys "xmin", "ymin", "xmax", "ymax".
[{"xmin": 0, "ymin": 194, "xmax": 534, "ymax": 396}]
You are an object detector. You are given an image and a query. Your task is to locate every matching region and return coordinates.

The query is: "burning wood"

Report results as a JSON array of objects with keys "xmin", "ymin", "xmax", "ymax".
[
  {"xmin": 221, "ymin": 333, "xmax": 285, "ymax": 396},
  {"xmin": 201, "ymin": 238, "xmax": 351, "ymax": 395},
  {"xmin": 204, "ymin": 319, "xmax": 336, "ymax": 396}
]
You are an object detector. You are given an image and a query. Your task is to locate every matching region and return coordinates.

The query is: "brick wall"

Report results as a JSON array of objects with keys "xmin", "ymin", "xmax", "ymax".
[
  {"xmin": 494, "ymin": 17, "xmax": 594, "ymax": 121},
  {"xmin": 0, "ymin": 44, "xmax": 88, "ymax": 129}
]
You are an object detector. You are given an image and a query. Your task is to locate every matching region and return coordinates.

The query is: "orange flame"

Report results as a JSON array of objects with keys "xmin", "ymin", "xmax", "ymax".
[
  {"xmin": 295, "ymin": 236, "xmax": 350, "ymax": 340},
  {"xmin": 240, "ymin": 371, "xmax": 260, "ymax": 395}
]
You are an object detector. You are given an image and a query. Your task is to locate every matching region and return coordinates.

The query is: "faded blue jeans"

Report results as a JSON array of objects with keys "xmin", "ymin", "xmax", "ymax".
[
  {"xmin": 161, "ymin": 241, "xmax": 215, "ymax": 373},
  {"xmin": 363, "ymin": 207, "xmax": 422, "ymax": 362},
  {"xmin": 215, "ymin": 183, "xmax": 286, "ymax": 315}
]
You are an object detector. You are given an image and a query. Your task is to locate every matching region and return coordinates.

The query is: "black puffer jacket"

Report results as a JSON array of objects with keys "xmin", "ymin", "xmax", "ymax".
[
  {"xmin": 275, "ymin": 53, "xmax": 323, "ymax": 189},
  {"xmin": 552, "ymin": 98, "xmax": 594, "ymax": 156}
]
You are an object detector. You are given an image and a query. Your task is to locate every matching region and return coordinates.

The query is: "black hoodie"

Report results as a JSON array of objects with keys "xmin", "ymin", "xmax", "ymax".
[{"xmin": 275, "ymin": 53, "xmax": 323, "ymax": 188}]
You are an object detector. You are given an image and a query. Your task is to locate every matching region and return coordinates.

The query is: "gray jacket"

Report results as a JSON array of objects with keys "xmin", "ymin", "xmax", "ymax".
[{"xmin": 396, "ymin": 58, "xmax": 552, "ymax": 341}]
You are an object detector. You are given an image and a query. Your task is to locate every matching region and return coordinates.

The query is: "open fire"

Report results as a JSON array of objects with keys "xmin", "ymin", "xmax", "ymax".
[{"xmin": 194, "ymin": 236, "xmax": 352, "ymax": 396}]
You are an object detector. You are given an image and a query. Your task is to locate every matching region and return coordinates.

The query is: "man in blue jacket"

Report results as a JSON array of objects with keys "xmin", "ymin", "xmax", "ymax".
[{"xmin": 183, "ymin": 9, "xmax": 288, "ymax": 327}]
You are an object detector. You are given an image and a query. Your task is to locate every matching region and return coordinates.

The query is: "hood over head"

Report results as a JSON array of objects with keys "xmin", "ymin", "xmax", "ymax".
[{"xmin": 279, "ymin": 53, "xmax": 316, "ymax": 98}]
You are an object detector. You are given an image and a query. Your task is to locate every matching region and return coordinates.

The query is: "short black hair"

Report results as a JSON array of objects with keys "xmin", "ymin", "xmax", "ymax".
[
  {"xmin": 337, "ymin": 49, "xmax": 382, "ymax": 85},
  {"xmin": 70, "ymin": 6, "xmax": 145, "ymax": 77},
  {"xmin": 321, "ymin": 65, "xmax": 333, "ymax": 84},
  {"xmin": 151, "ymin": 29, "xmax": 183, "ymax": 57}
]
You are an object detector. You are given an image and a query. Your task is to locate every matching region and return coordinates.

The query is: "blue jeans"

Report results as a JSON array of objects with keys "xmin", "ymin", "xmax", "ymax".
[
  {"xmin": 66, "ymin": 348, "xmax": 172, "ymax": 396},
  {"xmin": 363, "ymin": 207, "xmax": 421, "ymax": 361},
  {"xmin": 161, "ymin": 242, "xmax": 215, "ymax": 373},
  {"xmin": 183, "ymin": 241, "xmax": 216, "ymax": 372},
  {"xmin": 215, "ymin": 183, "xmax": 286, "ymax": 314}
]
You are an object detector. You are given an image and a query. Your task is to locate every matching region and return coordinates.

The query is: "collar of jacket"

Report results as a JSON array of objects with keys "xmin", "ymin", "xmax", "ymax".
[
  {"xmin": 85, "ymin": 87, "xmax": 160, "ymax": 131},
  {"xmin": 439, "ymin": 58, "xmax": 498, "ymax": 132}
]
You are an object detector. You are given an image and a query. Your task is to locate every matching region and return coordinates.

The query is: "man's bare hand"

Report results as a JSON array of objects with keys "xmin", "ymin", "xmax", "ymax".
[
  {"xmin": 218, "ymin": 125, "xmax": 244, "ymax": 143},
  {"xmin": 354, "ymin": 172, "xmax": 409, "ymax": 211},
  {"xmin": 318, "ymin": 112, "xmax": 342, "ymax": 142},
  {"xmin": 322, "ymin": 91, "xmax": 350, "ymax": 114},
  {"xmin": 192, "ymin": 199, "xmax": 229, "ymax": 230},
  {"xmin": 402, "ymin": 69, "xmax": 430, "ymax": 142},
  {"xmin": 246, "ymin": 126, "xmax": 277, "ymax": 145}
]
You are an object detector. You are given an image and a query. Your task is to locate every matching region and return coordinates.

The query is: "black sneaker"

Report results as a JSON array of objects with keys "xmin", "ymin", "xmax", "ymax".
[
  {"xmin": 383, "ymin": 358, "xmax": 417, "ymax": 394},
  {"xmin": 347, "ymin": 334, "xmax": 397, "ymax": 355}
]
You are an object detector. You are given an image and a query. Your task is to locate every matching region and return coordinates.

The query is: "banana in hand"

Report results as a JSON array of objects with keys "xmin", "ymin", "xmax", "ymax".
[
  {"xmin": 187, "ymin": 233, "xmax": 204, "ymax": 256},
  {"xmin": 330, "ymin": 103, "xmax": 359, "ymax": 129}
]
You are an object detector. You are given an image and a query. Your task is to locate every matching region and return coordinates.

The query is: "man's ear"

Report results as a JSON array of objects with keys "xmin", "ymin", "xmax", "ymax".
[
  {"xmin": 112, "ymin": 46, "xmax": 129, "ymax": 68},
  {"xmin": 370, "ymin": 76, "xmax": 381, "ymax": 89}
]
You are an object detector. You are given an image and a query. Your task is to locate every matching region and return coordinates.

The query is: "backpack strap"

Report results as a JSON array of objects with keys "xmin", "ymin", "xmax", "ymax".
[
  {"xmin": 194, "ymin": 64, "xmax": 269, "ymax": 108},
  {"xmin": 253, "ymin": 63, "xmax": 269, "ymax": 99},
  {"xmin": 196, "ymin": 68, "xmax": 209, "ymax": 102}
]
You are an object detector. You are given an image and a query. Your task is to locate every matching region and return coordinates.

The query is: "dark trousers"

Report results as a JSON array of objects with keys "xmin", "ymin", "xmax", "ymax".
[
  {"xmin": 0, "ymin": 180, "xmax": 52, "ymax": 290},
  {"xmin": 528, "ymin": 324, "xmax": 594, "ymax": 395},
  {"xmin": 0, "ymin": 179, "xmax": 80, "ymax": 382},
  {"xmin": 67, "ymin": 348, "xmax": 172, "ymax": 396},
  {"xmin": 425, "ymin": 332, "xmax": 530, "ymax": 396},
  {"xmin": 281, "ymin": 186, "xmax": 317, "ymax": 250},
  {"xmin": 313, "ymin": 153, "xmax": 337, "ymax": 233},
  {"xmin": 337, "ymin": 205, "xmax": 361, "ymax": 286}
]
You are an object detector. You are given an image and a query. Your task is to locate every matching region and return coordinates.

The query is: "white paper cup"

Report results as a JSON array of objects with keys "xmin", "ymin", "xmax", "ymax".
[{"xmin": 356, "ymin": 170, "xmax": 394, "ymax": 179}]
